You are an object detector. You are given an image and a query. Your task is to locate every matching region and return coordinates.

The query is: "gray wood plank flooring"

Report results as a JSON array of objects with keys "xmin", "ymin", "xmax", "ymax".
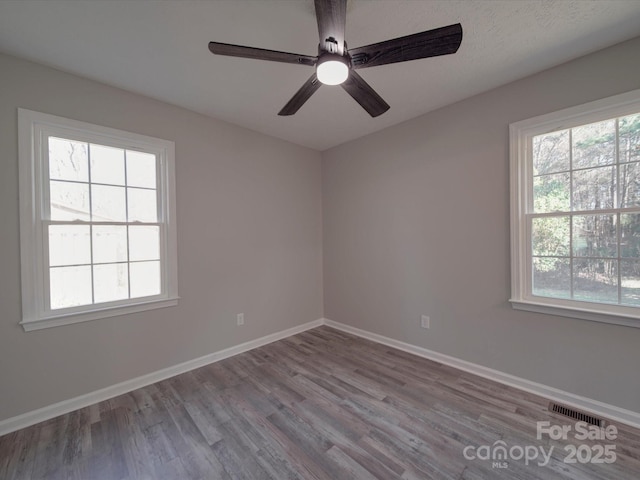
[{"xmin": 1, "ymin": 326, "xmax": 639, "ymax": 479}]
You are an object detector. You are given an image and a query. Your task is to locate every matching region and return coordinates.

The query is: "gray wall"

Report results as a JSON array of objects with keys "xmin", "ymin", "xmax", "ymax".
[
  {"xmin": 0, "ymin": 53, "xmax": 323, "ymax": 421},
  {"xmin": 2, "ymin": 35, "xmax": 640, "ymax": 424},
  {"xmin": 323, "ymin": 37, "xmax": 640, "ymax": 412}
]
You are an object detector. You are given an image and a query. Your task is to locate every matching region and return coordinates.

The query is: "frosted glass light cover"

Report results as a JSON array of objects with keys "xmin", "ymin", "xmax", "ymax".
[{"xmin": 317, "ymin": 60, "xmax": 348, "ymax": 85}]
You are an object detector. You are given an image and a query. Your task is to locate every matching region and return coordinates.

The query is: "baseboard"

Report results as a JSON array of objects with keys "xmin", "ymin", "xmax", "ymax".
[
  {"xmin": 0, "ymin": 318, "xmax": 324, "ymax": 437},
  {"xmin": 3, "ymin": 317, "xmax": 639, "ymax": 436},
  {"xmin": 323, "ymin": 319, "xmax": 640, "ymax": 429}
]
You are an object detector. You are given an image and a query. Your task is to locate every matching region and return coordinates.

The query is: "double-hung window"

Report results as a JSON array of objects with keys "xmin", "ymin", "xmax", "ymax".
[
  {"xmin": 18, "ymin": 109, "xmax": 178, "ymax": 331},
  {"xmin": 510, "ymin": 90, "xmax": 640, "ymax": 327}
]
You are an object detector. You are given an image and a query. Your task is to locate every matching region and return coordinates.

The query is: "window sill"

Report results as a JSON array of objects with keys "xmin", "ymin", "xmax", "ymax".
[
  {"xmin": 509, "ymin": 298, "xmax": 640, "ymax": 329},
  {"xmin": 20, "ymin": 297, "xmax": 179, "ymax": 331}
]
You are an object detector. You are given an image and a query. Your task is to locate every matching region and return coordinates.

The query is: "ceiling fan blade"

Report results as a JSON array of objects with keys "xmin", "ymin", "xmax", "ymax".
[
  {"xmin": 208, "ymin": 42, "xmax": 316, "ymax": 66},
  {"xmin": 278, "ymin": 73, "xmax": 322, "ymax": 116},
  {"xmin": 314, "ymin": 0, "xmax": 347, "ymax": 55},
  {"xmin": 349, "ymin": 23, "xmax": 463, "ymax": 69},
  {"xmin": 341, "ymin": 70, "xmax": 390, "ymax": 117}
]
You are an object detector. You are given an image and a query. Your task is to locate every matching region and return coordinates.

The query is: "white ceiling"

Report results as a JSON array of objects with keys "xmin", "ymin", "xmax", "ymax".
[{"xmin": 1, "ymin": 0, "xmax": 639, "ymax": 151}]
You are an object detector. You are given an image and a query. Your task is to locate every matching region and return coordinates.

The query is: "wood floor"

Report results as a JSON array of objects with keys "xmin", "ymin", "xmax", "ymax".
[{"xmin": 1, "ymin": 326, "xmax": 639, "ymax": 479}]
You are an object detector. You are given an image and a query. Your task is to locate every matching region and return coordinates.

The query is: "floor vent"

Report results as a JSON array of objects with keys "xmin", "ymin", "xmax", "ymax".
[{"xmin": 549, "ymin": 402, "xmax": 604, "ymax": 427}]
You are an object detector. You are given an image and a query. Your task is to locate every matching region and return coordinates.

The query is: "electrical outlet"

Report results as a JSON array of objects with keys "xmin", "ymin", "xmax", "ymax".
[
  {"xmin": 421, "ymin": 315, "xmax": 430, "ymax": 329},
  {"xmin": 237, "ymin": 313, "xmax": 244, "ymax": 326}
]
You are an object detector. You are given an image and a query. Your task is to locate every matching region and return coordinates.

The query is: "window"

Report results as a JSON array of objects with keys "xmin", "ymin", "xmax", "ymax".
[
  {"xmin": 510, "ymin": 89, "xmax": 640, "ymax": 328},
  {"xmin": 18, "ymin": 109, "xmax": 178, "ymax": 331}
]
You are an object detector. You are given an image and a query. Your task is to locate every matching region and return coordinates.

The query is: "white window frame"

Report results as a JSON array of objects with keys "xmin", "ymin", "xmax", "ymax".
[
  {"xmin": 510, "ymin": 89, "xmax": 640, "ymax": 328},
  {"xmin": 18, "ymin": 109, "xmax": 178, "ymax": 331}
]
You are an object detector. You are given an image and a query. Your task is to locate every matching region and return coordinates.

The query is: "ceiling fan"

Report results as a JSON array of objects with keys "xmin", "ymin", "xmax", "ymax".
[{"xmin": 208, "ymin": 0, "xmax": 462, "ymax": 117}]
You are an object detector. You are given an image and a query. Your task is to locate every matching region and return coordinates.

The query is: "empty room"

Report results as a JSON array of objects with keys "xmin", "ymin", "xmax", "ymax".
[{"xmin": 1, "ymin": 0, "xmax": 640, "ymax": 478}]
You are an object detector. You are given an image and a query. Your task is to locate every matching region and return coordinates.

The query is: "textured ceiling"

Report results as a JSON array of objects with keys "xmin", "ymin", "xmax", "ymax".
[{"xmin": 1, "ymin": 0, "xmax": 639, "ymax": 151}]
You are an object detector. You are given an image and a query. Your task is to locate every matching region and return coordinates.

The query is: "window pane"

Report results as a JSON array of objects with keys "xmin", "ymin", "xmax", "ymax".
[
  {"xmin": 128, "ymin": 188, "xmax": 157, "ymax": 222},
  {"xmin": 50, "ymin": 265, "xmax": 92, "ymax": 309},
  {"xmin": 93, "ymin": 225, "xmax": 128, "ymax": 263},
  {"xmin": 50, "ymin": 180, "xmax": 90, "ymax": 221},
  {"xmin": 573, "ymin": 259, "xmax": 617, "ymax": 303},
  {"xmin": 619, "ymin": 113, "xmax": 640, "ymax": 164},
  {"xmin": 90, "ymin": 144, "xmax": 125, "ymax": 186},
  {"xmin": 49, "ymin": 225, "xmax": 90, "ymax": 267},
  {"xmin": 533, "ymin": 130, "xmax": 569, "ymax": 175},
  {"xmin": 129, "ymin": 226, "xmax": 160, "ymax": 261},
  {"xmin": 533, "ymin": 257, "xmax": 570, "ymax": 299},
  {"xmin": 127, "ymin": 151, "xmax": 157, "ymax": 188},
  {"xmin": 93, "ymin": 263, "xmax": 129, "ymax": 303},
  {"xmin": 92, "ymin": 184, "xmax": 126, "ymax": 221},
  {"xmin": 572, "ymin": 215, "xmax": 617, "ymax": 258},
  {"xmin": 572, "ymin": 166, "xmax": 615, "ymax": 211},
  {"xmin": 621, "ymin": 213, "xmax": 640, "ymax": 258},
  {"xmin": 532, "ymin": 216, "xmax": 569, "ymax": 256},
  {"xmin": 621, "ymin": 260, "xmax": 640, "ymax": 306},
  {"xmin": 620, "ymin": 162, "xmax": 640, "ymax": 208},
  {"xmin": 533, "ymin": 173, "xmax": 570, "ymax": 213},
  {"xmin": 130, "ymin": 261, "xmax": 161, "ymax": 298},
  {"xmin": 48, "ymin": 137, "xmax": 88, "ymax": 182},
  {"xmin": 572, "ymin": 120, "xmax": 615, "ymax": 169}
]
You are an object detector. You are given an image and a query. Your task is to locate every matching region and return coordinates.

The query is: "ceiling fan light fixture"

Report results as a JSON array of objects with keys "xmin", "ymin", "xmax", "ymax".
[
  {"xmin": 316, "ymin": 54, "xmax": 349, "ymax": 85},
  {"xmin": 209, "ymin": 0, "xmax": 462, "ymax": 117}
]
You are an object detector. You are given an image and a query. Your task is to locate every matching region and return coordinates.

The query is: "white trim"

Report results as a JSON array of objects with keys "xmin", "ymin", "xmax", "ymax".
[
  {"xmin": 510, "ymin": 299, "xmax": 640, "ymax": 328},
  {"xmin": 17, "ymin": 108, "xmax": 179, "ymax": 330},
  {"xmin": 0, "ymin": 319, "xmax": 324, "ymax": 436},
  {"xmin": 510, "ymin": 89, "xmax": 640, "ymax": 134},
  {"xmin": 2, "ymin": 317, "xmax": 639, "ymax": 436},
  {"xmin": 509, "ymin": 89, "xmax": 640, "ymax": 327},
  {"xmin": 323, "ymin": 319, "xmax": 640, "ymax": 429},
  {"xmin": 20, "ymin": 297, "xmax": 180, "ymax": 331}
]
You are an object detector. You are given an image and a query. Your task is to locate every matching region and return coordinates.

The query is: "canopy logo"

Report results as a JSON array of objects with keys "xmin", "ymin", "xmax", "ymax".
[
  {"xmin": 463, "ymin": 440, "xmax": 553, "ymax": 468},
  {"xmin": 462, "ymin": 420, "xmax": 617, "ymax": 469}
]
